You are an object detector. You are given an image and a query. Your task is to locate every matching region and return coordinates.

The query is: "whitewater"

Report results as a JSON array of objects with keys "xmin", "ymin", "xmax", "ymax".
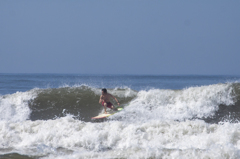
[{"xmin": 0, "ymin": 74, "xmax": 240, "ymax": 159}]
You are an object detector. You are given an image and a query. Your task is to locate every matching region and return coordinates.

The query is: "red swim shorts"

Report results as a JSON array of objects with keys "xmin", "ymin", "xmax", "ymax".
[{"xmin": 102, "ymin": 102, "xmax": 113, "ymax": 109}]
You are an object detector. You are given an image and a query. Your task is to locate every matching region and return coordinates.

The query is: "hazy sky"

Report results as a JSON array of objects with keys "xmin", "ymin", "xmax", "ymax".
[{"xmin": 0, "ymin": 1, "xmax": 240, "ymax": 75}]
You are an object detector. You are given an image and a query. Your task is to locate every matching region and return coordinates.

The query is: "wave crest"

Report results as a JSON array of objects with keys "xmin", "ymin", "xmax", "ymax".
[{"xmin": 112, "ymin": 83, "xmax": 237, "ymax": 122}]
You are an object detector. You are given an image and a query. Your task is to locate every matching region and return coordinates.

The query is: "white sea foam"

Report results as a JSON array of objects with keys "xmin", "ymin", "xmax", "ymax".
[
  {"xmin": 112, "ymin": 83, "xmax": 235, "ymax": 122},
  {"xmin": 0, "ymin": 89, "xmax": 38, "ymax": 122},
  {"xmin": 109, "ymin": 87, "xmax": 138, "ymax": 98},
  {"xmin": 1, "ymin": 116, "xmax": 240, "ymax": 158}
]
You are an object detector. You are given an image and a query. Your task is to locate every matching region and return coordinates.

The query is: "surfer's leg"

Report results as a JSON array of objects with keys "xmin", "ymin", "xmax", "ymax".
[
  {"xmin": 110, "ymin": 104, "xmax": 118, "ymax": 111},
  {"xmin": 107, "ymin": 102, "xmax": 116, "ymax": 110},
  {"xmin": 103, "ymin": 102, "xmax": 107, "ymax": 113}
]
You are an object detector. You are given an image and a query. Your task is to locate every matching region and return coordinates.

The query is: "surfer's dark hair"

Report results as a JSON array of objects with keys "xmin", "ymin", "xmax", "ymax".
[{"xmin": 102, "ymin": 88, "xmax": 107, "ymax": 93}]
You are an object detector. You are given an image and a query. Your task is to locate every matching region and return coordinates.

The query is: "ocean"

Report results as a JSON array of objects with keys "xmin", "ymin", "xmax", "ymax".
[{"xmin": 0, "ymin": 74, "xmax": 240, "ymax": 159}]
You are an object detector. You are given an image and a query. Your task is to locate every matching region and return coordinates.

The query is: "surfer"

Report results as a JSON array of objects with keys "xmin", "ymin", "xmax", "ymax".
[{"xmin": 99, "ymin": 88, "xmax": 120, "ymax": 114}]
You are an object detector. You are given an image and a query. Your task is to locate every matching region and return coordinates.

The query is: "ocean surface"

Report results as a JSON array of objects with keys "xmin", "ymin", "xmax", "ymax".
[{"xmin": 1, "ymin": 74, "xmax": 240, "ymax": 159}]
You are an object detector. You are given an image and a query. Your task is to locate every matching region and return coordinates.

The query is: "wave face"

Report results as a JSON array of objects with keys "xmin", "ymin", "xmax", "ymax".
[
  {"xmin": 1, "ymin": 80, "xmax": 240, "ymax": 158},
  {"xmin": 28, "ymin": 86, "xmax": 137, "ymax": 122}
]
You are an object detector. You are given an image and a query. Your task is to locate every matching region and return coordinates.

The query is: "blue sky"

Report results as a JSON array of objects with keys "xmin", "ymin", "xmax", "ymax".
[{"xmin": 0, "ymin": 1, "xmax": 240, "ymax": 75}]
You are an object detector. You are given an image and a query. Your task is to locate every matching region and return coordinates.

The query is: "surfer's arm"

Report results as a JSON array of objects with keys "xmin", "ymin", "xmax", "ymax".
[{"xmin": 110, "ymin": 94, "xmax": 120, "ymax": 106}]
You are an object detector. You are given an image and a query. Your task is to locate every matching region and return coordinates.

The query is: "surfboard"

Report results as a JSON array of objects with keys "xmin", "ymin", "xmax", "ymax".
[{"xmin": 91, "ymin": 107, "xmax": 123, "ymax": 120}]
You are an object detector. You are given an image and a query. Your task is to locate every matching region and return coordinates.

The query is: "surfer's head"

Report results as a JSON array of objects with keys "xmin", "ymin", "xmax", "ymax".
[{"xmin": 102, "ymin": 88, "xmax": 107, "ymax": 94}]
